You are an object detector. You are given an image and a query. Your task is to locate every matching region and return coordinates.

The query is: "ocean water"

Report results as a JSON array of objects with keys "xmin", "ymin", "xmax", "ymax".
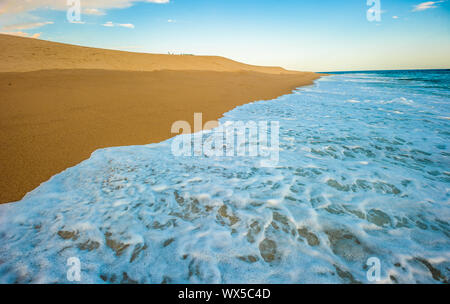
[{"xmin": 0, "ymin": 70, "xmax": 449, "ymax": 284}]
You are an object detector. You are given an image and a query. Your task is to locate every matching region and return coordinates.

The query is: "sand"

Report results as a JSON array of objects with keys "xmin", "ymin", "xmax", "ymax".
[
  {"xmin": 0, "ymin": 34, "xmax": 299, "ymax": 74},
  {"xmin": 0, "ymin": 34, "xmax": 321, "ymax": 204}
]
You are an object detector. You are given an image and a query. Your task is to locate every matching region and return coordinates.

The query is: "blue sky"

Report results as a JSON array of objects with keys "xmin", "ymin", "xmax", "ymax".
[{"xmin": 0, "ymin": 0, "xmax": 449, "ymax": 71}]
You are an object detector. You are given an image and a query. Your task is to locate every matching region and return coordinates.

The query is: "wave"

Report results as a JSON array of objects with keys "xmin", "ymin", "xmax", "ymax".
[{"xmin": 0, "ymin": 71, "xmax": 449, "ymax": 283}]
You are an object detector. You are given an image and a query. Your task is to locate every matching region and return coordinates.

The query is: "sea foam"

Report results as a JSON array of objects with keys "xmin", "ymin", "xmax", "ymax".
[{"xmin": 0, "ymin": 70, "xmax": 449, "ymax": 283}]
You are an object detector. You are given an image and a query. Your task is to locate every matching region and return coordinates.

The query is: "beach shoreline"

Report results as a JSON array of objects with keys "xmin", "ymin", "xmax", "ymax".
[{"xmin": 0, "ymin": 35, "xmax": 321, "ymax": 204}]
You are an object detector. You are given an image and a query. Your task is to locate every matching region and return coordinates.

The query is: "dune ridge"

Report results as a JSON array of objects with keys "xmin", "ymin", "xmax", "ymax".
[{"xmin": 0, "ymin": 34, "xmax": 298, "ymax": 74}]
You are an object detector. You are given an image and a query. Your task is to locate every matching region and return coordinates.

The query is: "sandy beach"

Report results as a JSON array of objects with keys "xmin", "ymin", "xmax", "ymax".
[{"xmin": 0, "ymin": 34, "xmax": 320, "ymax": 204}]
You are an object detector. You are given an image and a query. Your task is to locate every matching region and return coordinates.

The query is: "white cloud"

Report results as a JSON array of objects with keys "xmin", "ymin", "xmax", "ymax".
[
  {"xmin": 0, "ymin": 0, "xmax": 170, "ymax": 15},
  {"xmin": 0, "ymin": 31, "xmax": 41, "ymax": 38},
  {"xmin": 103, "ymin": 21, "xmax": 135, "ymax": 29},
  {"xmin": 412, "ymin": 1, "xmax": 445, "ymax": 11},
  {"xmin": 2, "ymin": 21, "xmax": 53, "ymax": 31},
  {"xmin": 167, "ymin": 19, "xmax": 176, "ymax": 23},
  {"xmin": 83, "ymin": 8, "xmax": 105, "ymax": 16},
  {"xmin": 118, "ymin": 23, "xmax": 135, "ymax": 28},
  {"xmin": 392, "ymin": 16, "xmax": 399, "ymax": 19},
  {"xmin": 0, "ymin": 0, "xmax": 166, "ymax": 34}
]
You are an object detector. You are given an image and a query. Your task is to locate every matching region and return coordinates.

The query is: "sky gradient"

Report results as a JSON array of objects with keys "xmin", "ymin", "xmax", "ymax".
[{"xmin": 0, "ymin": 0, "xmax": 449, "ymax": 72}]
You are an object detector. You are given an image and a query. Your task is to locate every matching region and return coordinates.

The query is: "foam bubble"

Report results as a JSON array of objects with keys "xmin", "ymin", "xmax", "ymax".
[{"xmin": 0, "ymin": 71, "xmax": 449, "ymax": 284}]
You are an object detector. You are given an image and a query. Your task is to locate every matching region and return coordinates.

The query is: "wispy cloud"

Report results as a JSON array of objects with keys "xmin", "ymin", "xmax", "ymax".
[
  {"xmin": 412, "ymin": 1, "xmax": 445, "ymax": 12},
  {"xmin": 0, "ymin": 0, "xmax": 166, "ymax": 35},
  {"xmin": 0, "ymin": 31, "xmax": 41, "ymax": 38},
  {"xmin": 167, "ymin": 19, "xmax": 176, "ymax": 23},
  {"xmin": 392, "ymin": 16, "xmax": 399, "ymax": 19},
  {"xmin": 119, "ymin": 23, "xmax": 135, "ymax": 29},
  {"xmin": 0, "ymin": 0, "xmax": 170, "ymax": 15},
  {"xmin": 2, "ymin": 21, "xmax": 53, "ymax": 31},
  {"xmin": 103, "ymin": 21, "xmax": 135, "ymax": 29},
  {"xmin": 83, "ymin": 8, "xmax": 106, "ymax": 16}
]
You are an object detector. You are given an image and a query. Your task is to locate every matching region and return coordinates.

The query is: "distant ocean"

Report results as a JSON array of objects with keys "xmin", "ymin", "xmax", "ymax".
[{"xmin": 0, "ymin": 70, "xmax": 449, "ymax": 283}]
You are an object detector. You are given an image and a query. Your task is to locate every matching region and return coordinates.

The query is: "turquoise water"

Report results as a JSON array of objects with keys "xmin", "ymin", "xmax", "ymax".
[{"xmin": 0, "ymin": 70, "xmax": 449, "ymax": 283}]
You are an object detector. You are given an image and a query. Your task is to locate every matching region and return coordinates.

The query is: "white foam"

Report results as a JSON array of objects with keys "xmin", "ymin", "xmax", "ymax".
[{"xmin": 0, "ymin": 72, "xmax": 449, "ymax": 284}]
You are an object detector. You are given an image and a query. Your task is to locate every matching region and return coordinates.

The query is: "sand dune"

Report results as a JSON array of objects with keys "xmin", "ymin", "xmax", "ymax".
[
  {"xmin": 0, "ymin": 34, "xmax": 298, "ymax": 74},
  {"xmin": 0, "ymin": 34, "xmax": 321, "ymax": 204}
]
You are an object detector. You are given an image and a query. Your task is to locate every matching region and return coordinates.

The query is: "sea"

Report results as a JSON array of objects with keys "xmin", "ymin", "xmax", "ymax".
[{"xmin": 0, "ymin": 70, "xmax": 449, "ymax": 283}]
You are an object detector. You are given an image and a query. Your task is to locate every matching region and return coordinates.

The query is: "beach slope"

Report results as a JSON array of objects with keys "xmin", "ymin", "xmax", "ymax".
[{"xmin": 0, "ymin": 34, "xmax": 321, "ymax": 204}]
